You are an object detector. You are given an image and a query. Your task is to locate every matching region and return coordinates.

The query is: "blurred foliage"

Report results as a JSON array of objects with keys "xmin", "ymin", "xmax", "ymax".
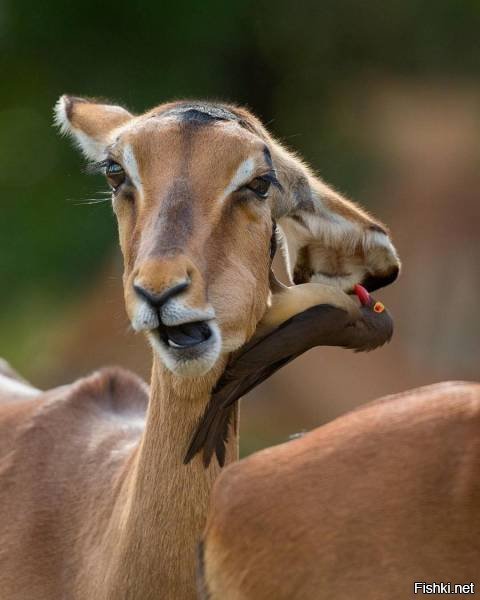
[{"xmin": 1, "ymin": 0, "xmax": 480, "ymax": 365}]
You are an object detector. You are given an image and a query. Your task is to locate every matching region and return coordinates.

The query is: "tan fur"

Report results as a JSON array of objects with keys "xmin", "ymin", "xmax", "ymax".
[
  {"xmin": 203, "ymin": 382, "xmax": 480, "ymax": 599},
  {"xmin": 0, "ymin": 97, "xmax": 400, "ymax": 598},
  {"xmin": 55, "ymin": 96, "xmax": 401, "ymax": 294}
]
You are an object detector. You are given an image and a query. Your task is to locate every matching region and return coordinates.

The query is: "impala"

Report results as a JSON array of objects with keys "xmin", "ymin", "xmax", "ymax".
[
  {"xmin": 0, "ymin": 97, "xmax": 400, "ymax": 599},
  {"xmin": 201, "ymin": 380, "xmax": 480, "ymax": 599}
]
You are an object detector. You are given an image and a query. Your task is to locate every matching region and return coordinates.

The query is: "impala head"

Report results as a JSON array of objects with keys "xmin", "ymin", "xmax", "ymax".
[{"xmin": 55, "ymin": 96, "xmax": 400, "ymax": 378}]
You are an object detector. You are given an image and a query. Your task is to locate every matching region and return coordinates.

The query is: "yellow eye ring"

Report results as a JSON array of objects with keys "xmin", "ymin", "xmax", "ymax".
[{"xmin": 373, "ymin": 302, "xmax": 385, "ymax": 313}]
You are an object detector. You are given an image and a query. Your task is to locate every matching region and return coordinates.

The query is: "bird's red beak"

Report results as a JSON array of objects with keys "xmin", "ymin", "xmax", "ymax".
[{"xmin": 354, "ymin": 284, "xmax": 371, "ymax": 307}]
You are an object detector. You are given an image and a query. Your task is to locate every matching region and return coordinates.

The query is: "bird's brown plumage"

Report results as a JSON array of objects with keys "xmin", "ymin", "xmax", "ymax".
[{"xmin": 185, "ymin": 291, "xmax": 393, "ymax": 467}]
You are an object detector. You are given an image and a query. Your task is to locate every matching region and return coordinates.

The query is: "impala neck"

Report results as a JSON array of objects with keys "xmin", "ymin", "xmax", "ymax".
[{"xmin": 106, "ymin": 355, "xmax": 238, "ymax": 600}]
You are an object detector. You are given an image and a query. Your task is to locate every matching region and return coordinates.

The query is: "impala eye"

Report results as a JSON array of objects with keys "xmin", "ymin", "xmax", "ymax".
[
  {"xmin": 247, "ymin": 176, "xmax": 271, "ymax": 198},
  {"xmin": 105, "ymin": 161, "xmax": 126, "ymax": 191}
]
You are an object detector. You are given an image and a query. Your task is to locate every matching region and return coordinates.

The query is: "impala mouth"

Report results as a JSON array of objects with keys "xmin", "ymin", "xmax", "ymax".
[
  {"xmin": 157, "ymin": 320, "xmax": 213, "ymax": 349},
  {"xmin": 149, "ymin": 317, "xmax": 221, "ymax": 377}
]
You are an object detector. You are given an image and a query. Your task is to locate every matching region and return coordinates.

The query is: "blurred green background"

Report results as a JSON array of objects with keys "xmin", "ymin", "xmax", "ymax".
[{"xmin": 1, "ymin": 0, "xmax": 479, "ymax": 455}]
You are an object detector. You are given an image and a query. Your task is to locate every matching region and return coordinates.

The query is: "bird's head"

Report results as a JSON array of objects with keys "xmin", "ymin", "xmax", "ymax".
[
  {"xmin": 186, "ymin": 280, "xmax": 394, "ymax": 467},
  {"xmin": 350, "ymin": 283, "xmax": 393, "ymax": 351}
]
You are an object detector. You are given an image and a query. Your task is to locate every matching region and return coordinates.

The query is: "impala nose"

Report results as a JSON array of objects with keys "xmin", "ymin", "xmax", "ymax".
[{"xmin": 133, "ymin": 280, "xmax": 190, "ymax": 310}]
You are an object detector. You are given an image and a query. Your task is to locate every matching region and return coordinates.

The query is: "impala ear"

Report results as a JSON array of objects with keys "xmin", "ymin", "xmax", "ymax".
[
  {"xmin": 269, "ymin": 143, "xmax": 401, "ymax": 292},
  {"xmin": 54, "ymin": 95, "xmax": 133, "ymax": 161}
]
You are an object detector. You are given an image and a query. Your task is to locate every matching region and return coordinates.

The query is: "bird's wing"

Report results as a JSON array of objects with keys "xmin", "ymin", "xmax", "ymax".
[{"xmin": 185, "ymin": 304, "xmax": 351, "ymax": 466}]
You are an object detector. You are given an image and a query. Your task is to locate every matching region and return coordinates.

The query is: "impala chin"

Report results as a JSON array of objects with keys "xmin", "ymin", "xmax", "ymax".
[
  {"xmin": 130, "ymin": 297, "xmax": 222, "ymax": 377},
  {"xmin": 148, "ymin": 320, "xmax": 222, "ymax": 378}
]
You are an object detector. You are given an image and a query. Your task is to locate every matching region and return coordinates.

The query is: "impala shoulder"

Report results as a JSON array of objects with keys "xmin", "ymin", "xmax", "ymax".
[
  {"xmin": 207, "ymin": 447, "xmax": 292, "ymax": 535},
  {"xmin": 356, "ymin": 380, "xmax": 480, "ymax": 423},
  {"xmin": 202, "ymin": 449, "xmax": 307, "ymax": 600},
  {"xmin": 67, "ymin": 367, "xmax": 149, "ymax": 414},
  {"xmin": 27, "ymin": 367, "xmax": 148, "ymax": 431}
]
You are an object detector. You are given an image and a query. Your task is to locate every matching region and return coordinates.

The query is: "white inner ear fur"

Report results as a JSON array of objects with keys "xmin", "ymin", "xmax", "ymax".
[
  {"xmin": 278, "ymin": 200, "xmax": 399, "ymax": 290},
  {"xmin": 364, "ymin": 229, "xmax": 401, "ymax": 270},
  {"xmin": 54, "ymin": 97, "xmax": 107, "ymax": 161},
  {"xmin": 54, "ymin": 96, "xmax": 129, "ymax": 162},
  {"xmin": 53, "ymin": 96, "xmax": 73, "ymax": 137}
]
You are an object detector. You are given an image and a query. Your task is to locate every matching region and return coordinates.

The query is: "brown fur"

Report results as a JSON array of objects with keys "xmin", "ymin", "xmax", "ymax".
[
  {"xmin": 0, "ymin": 97, "xmax": 401, "ymax": 598},
  {"xmin": 203, "ymin": 382, "xmax": 480, "ymax": 599}
]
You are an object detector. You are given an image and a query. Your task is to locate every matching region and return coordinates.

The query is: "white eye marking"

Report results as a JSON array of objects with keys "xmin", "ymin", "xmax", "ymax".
[
  {"xmin": 221, "ymin": 157, "xmax": 256, "ymax": 200},
  {"xmin": 122, "ymin": 144, "xmax": 143, "ymax": 191}
]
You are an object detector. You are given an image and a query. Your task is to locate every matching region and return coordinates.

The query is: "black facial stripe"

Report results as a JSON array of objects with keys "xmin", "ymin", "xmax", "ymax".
[
  {"xmin": 150, "ymin": 179, "xmax": 194, "ymax": 256},
  {"xmin": 270, "ymin": 219, "xmax": 278, "ymax": 260},
  {"xmin": 369, "ymin": 224, "xmax": 388, "ymax": 235},
  {"xmin": 146, "ymin": 117, "xmax": 201, "ymax": 257},
  {"xmin": 156, "ymin": 103, "xmax": 241, "ymax": 125},
  {"xmin": 178, "ymin": 109, "xmax": 227, "ymax": 126},
  {"xmin": 261, "ymin": 146, "xmax": 284, "ymax": 192},
  {"xmin": 263, "ymin": 145, "xmax": 273, "ymax": 169}
]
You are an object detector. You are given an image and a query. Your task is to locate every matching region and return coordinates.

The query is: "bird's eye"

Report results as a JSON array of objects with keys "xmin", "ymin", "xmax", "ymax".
[
  {"xmin": 246, "ymin": 177, "xmax": 271, "ymax": 198},
  {"xmin": 105, "ymin": 161, "xmax": 126, "ymax": 191}
]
